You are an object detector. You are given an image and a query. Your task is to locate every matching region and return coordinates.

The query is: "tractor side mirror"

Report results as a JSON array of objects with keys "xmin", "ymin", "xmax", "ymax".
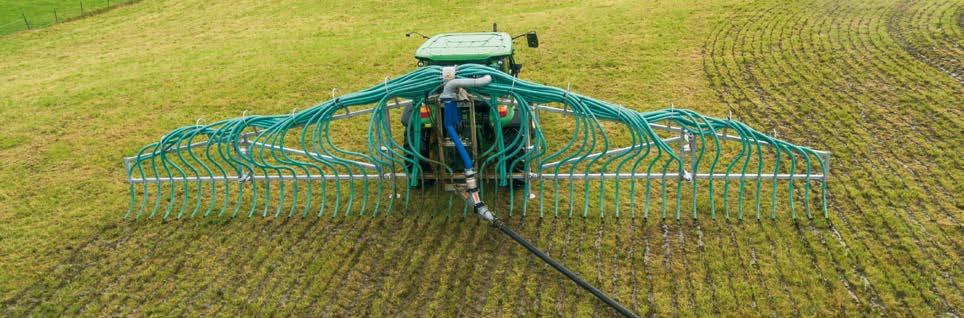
[{"xmin": 525, "ymin": 32, "xmax": 539, "ymax": 48}]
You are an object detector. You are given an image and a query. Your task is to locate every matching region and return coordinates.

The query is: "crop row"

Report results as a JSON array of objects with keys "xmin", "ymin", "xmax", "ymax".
[{"xmin": 704, "ymin": 0, "xmax": 960, "ymax": 316}]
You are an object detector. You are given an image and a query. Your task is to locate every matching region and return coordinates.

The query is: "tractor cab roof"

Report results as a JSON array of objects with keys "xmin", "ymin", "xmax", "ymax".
[{"xmin": 414, "ymin": 32, "xmax": 513, "ymax": 62}]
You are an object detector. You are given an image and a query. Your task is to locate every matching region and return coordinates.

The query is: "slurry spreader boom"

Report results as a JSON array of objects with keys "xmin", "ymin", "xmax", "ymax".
[{"xmin": 124, "ymin": 27, "xmax": 830, "ymax": 316}]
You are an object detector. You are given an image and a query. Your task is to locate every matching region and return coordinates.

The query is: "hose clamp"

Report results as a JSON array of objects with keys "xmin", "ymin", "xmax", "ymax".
[{"xmin": 475, "ymin": 203, "xmax": 495, "ymax": 222}]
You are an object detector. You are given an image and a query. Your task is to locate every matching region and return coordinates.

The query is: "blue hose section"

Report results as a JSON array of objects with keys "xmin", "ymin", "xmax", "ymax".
[{"xmin": 443, "ymin": 99, "xmax": 473, "ymax": 170}]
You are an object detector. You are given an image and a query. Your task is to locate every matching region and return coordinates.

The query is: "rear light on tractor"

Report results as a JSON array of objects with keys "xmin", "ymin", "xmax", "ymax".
[
  {"xmin": 497, "ymin": 105, "xmax": 508, "ymax": 117},
  {"xmin": 420, "ymin": 106, "xmax": 431, "ymax": 118}
]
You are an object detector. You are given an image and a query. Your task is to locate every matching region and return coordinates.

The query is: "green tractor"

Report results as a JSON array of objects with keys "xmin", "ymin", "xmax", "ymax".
[{"xmin": 400, "ymin": 27, "xmax": 539, "ymax": 188}]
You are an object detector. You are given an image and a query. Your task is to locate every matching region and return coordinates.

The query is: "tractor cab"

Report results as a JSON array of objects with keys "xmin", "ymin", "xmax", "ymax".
[
  {"xmin": 401, "ymin": 28, "xmax": 538, "ymax": 189},
  {"xmin": 410, "ymin": 31, "xmax": 538, "ymax": 76}
]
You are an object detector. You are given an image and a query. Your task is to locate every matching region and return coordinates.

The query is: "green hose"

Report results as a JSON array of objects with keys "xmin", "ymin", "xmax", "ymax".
[{"xmin": 125, "ymin": 64, "xmax": 829, "ymax": 220}]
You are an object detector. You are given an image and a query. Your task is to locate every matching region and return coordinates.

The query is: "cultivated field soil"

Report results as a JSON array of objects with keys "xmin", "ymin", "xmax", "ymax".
[{"xmin": 1, "ymin": 0, "xmax": 961, "ymax": 316}]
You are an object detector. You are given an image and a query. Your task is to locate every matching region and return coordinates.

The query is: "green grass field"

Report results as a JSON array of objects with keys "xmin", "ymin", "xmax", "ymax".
[
  {"xmin": 0, "ymin": 0, "xmax": 125, "ymax": 35},
  {"xmin": 0, "ymin": 0, "xmax": 961, "ymax": 316}
]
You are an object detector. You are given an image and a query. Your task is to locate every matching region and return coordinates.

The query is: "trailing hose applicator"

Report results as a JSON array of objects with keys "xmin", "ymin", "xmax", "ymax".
[{"xmin": 125, "ymin": 29, "xmax": 829, "ymax": 317}]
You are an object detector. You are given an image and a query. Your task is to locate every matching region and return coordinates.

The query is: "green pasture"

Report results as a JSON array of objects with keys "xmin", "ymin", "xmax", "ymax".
[{"xmin": 0, "ymin": 0, "xmax": 959, "ymax": 316}]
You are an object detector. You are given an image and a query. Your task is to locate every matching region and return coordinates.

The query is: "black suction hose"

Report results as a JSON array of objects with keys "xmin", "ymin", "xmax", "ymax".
[{"xmin": 479, "ymin": 204, "xmax": 639, "ymax": 318}]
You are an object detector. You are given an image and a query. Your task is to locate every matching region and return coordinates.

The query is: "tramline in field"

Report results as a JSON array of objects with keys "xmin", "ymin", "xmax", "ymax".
[{"xmin": 123, "ymin": 25, "xmax": 830, "ymax": 317}]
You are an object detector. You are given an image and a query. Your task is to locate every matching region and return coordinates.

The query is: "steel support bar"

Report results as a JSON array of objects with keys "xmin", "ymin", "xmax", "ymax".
[
  {"xmin": 647, "ymin": 122, "xmax": 832, "ymax": 159},
  {"xmin": 129, "ymin": 173, "xmax": 406, "ymax": 184},
  {"xmin": 130, "ymin": 171, "xmax": 824, "ymax": 184},
  {"xmin": 122, "ymin": 100, "xmax": 412, "ymax": 166},
  {"xmin": 122, "ymin": 131, "xmax": 259, "ymax": 167},
  {"xmin": 328, "ymin": 100, "xmax": 411, "ymax": 121},
  {"xmin": 534, "ymin": 173, "xmax": 826, "ymax": 180},
  {"xmin": 540, "ymin": 136, "xmax": 682, "ymax": 169},
  {"xmin": 244, "ymin": 141, "xmax": 378, "ymax": 170},
  {"xmin": 529, "ymin": 104, "xmax": 832, "ymax": 160}
]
